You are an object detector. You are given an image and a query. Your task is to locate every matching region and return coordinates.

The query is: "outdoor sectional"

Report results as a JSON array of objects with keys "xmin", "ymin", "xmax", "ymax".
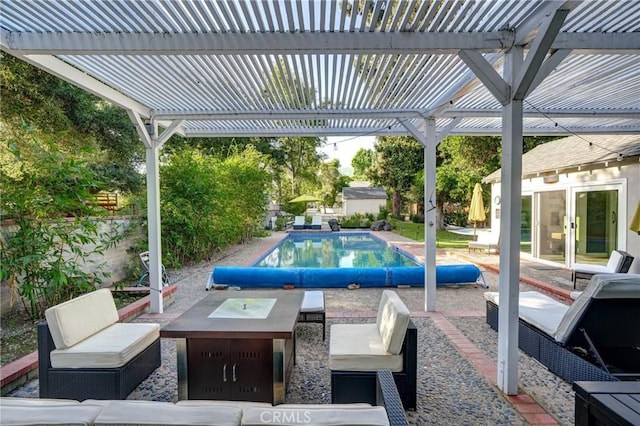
[
  {"xmin": 0, "ymin": 370, "xmax": 408, "ymax": 426},
  {"xmin": 38, "ymin": 289, "xmax": 161, "ymax": 400},
  {"xmin": 484, "ymin": 273, "xmax": 640, "ymax": 383}
]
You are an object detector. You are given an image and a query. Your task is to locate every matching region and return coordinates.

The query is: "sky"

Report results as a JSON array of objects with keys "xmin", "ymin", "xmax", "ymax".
[{"xmin": 320, "ymin": 136, "xmax": 376, "ymax": 176}]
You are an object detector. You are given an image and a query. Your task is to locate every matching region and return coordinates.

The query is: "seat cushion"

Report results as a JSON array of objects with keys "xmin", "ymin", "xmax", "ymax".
[
  {"xmin": 554, "ymin": 273, "xmax": 640, "ymax": 344},
  {"xmin": 45, "ymin": 289, "xmax": 119, "ymax": 349},
  {"xmin": 0, "ymin": 405, "xmax": 102, "ymax": 425},
  {"xmin": 93, "ymin": 400, "xmax": 242, "ymax": 426},
  {"xmin": 0, "ymin": 397, "xmax": 80, "ymax": 406},
  {"xmin": 301, "ymin": 290, "xmax": 325, "ymax": 312},
  {"xmin": 484, "ymin": 291, "xmax": 568, "ymax": 337},
  {"xmin": 376, "ymin": 290, "xmax": 410, "ymax": 355},
  {"xmin": 329, "ymin": 324, "xmax": 403, "ymax": 372},
  {"xmin": 50, "ymin": 323, "xmax": 160, "ymax": 368},
  {"xmin": 241, "ymin": 406, "xmax": 390, "ymax": 426}
]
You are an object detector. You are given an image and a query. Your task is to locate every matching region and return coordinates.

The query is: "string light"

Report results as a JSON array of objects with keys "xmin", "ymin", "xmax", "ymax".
[{"xmin": 524, "ymin": 99, "xmax": 623, "ymax": 160}]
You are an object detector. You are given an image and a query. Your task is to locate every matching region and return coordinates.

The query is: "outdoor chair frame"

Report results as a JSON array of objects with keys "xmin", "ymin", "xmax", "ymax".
[
  {"xmin": 331, "ymin": 320, "xmax": 417, "ymax": 410},
  {"xmin": 572, "ymin": 250, "xmax": 634, "ymax": 289},
  {"xmin": 37, "ymin": 322, "xmax": 162, "ymax": 400},
  {"xmin": 137, "ymin": 251, "xmax": 170, "ymax": 287},
  {"xmin": 485, "ymin": 295, "xmax": 640, "ymax": 383}
]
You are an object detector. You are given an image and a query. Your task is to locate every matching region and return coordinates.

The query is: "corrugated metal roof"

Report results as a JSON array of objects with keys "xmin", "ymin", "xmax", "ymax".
[
  {"xmin": 343, "ymin": 187, "xmax": 387, "ymax": 200},
  {"xmin": 1, "ymin": 1, "xmax": 639, "ymax": 138},
  {"xmin": 484, "ymin": 135, "xmax": 640, "ymax": 182}
]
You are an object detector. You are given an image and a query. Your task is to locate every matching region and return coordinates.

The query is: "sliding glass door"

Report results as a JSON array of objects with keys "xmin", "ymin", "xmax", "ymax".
[
  {"xmin": 571, "ymin": 188, "xmax": 619, "ymax": 265},
  {"xmin": 536, "ymin": 190, "xmax": 566, "ymax": 262}
]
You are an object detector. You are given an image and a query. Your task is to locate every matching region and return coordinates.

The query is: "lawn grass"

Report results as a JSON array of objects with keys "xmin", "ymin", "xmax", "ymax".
[{"xmin": 390, "ymin": 219, "xmax": 474, "ymax": 248}]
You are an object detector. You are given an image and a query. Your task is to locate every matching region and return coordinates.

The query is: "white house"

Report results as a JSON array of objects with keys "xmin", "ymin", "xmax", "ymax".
[
  {"xmin": 342, "ymin": 186, "xmax": 387, "ymax": 216},
  {"xmin": 484, "ymin": 135, "xmax": 640, "ymax": 274}
]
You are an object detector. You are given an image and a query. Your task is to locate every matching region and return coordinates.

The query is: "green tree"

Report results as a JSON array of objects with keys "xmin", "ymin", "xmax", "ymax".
[
  {"xmin": 0, "ymin": 135, "xmax": 126, "ymax": 319},
  {"xmin": 369, "ymin": 136, "xmax": 424, "ymax": 218},
  {"xmin": 318, "ymin": 159, "xmax": 351, "ymax": 212},
  {"xmin": 0, "ymin": 53, "xmax": 144, "ymax": 194},
  {"xmin": 352, "ymin": 148, "xmax": 373, "ymax": 179}
]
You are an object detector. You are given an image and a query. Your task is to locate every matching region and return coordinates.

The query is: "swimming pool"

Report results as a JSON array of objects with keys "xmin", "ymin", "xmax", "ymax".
[
  {"xmin": 207, "ymin": 232, "xmax": 485, "ymax": 289},
  {"xmin": 253, "ymin": 233, "xmax": 419, "ymax": 268}
]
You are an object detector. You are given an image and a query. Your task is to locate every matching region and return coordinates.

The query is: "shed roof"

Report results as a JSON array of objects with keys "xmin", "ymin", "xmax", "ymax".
[
  {"xmin": 343, "ymin": 187, "xmax": 387, "ymax": 200},
  {"xmin": 484, "ymin": 135, "xmax": 640, "ymax": 182},
  {"xmin": 1, "ymin": 1, "xmax": 639, "ymax": 139}
]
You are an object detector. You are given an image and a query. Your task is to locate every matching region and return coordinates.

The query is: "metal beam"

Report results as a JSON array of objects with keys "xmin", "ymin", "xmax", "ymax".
[
  {"xmin": 155, "ymin": 107, "xmax": 640, "ymax": 122},
  {"xmin": 0, "ymin": 50, "xmax": 152, "ymax": 119},
  {"xmin": 1, "ymin": 31, "xmax": 508, "ymax": 55},
  {"xmin": 3, "ymin": 28, "xmax": 638, "ymax": 55},
  {"xmin": 513, "ymin": 8, "xmax": 570, "ymax": 100},
  {"xmin": 458, "ymin": 50, "xmax": 510, "ymax": 105}
]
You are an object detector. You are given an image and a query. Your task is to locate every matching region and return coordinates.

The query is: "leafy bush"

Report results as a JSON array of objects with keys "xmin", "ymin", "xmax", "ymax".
[
  {"xmin": 339, "ymin": 213, "xmax": 374, "ymax": 228},
  {"xmin": 159, "ymin": 147, "xmax": 270, "ymax": 266},
  {"xmin": 0, "ymin": 137, "xmax": 127, "ymax": 319},
  {"xmin": 377, "ymin": 205, "xmax": 391, "ymax": 220},
  {"xmin": 410, "ymin": 214, "xmax": 424, "ymax": 223}
]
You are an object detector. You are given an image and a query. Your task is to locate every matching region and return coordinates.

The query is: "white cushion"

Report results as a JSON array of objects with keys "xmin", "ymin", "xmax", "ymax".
[
  {"xmin": 275, "ymin": 403, "xmax": 372, "ymax": 409},
  {"xmin": 554, "ymin": 273, "xmax": 640, "ymax": 344},
  {"xmin": 484, "ymin": 291, "xmax": 569, "ymax": 337},
  {"xmin": 0, "ymin": 405, "xmax": 102, "ymax": 425},
  {"xmin": 176, "ymin": 400, "xmax": 271, "ymax": 409},
  {"xmin": 241, "ymin": 406, "xmax": 390, "ymax": 426},
  {"xmin": 301, "ymin": 291, "xmax": 325, "ymax": 312},
  {"xmin": 0, "ymin": 397, "xmax": 80, "ymax": 406},
  {"xmin": 376, "ymin": 290, "xmax": 410, "ymax": 355},
  {"xmin": 329, "ymin": 324, "xmax": 403, "ymax": 372},
  {"xmin": 50, "ymin": 322, "xmax": 159, "ymax": 368},
  {"xmin": 93, "ymin": 400, "xmax": 242, "ymax": 426},
  {"xmin": 45, "ymin": 289, "xmax": 119, "ymax": 349},
  {"xmin": 606, "ymin": 250, "xmax": 624, "ymax": 271},
  {"xmin": 573, "ymin": 263, "xmax": 616, "ymax": 275}
]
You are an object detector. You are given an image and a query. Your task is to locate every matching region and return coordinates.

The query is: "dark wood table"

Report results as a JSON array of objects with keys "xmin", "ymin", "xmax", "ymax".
[
  {"xmin": 161, "ymin": 290, "xmax": 303, "ymax": 404},
  {"xmin": 574, "ymin": 381, "xmax": 640, "ymax": 426}
]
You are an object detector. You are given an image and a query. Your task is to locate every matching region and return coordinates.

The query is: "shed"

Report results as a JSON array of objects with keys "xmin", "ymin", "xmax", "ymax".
[{"xmin": 342, "ymin": 187, "xmax": 387, "ymax": 217}]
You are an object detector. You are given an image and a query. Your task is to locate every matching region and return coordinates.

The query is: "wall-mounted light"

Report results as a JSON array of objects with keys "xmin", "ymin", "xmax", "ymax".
[{"xmin": 543, "ymin": 175, "xmax": 559, "ymax": 184}]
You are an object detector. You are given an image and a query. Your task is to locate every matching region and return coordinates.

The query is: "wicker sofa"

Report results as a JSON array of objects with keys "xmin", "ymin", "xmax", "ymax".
[
  {"xmin": 38, "ymin": 289, "xmax": 161, "ymax": 400},
  {"xmin": 329, "ymin": 290, "xmax": 417, "ymax": 410},
  {"xmin": 1, "ymin": 370, "xmax": 408, "ymax": 426},
  {"xmin": 484, "ymin": 273, "xmax": 640, "ymax": 383}
]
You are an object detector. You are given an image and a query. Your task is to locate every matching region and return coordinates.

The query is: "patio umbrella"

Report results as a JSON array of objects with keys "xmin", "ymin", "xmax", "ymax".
[{"xmin": 468, "ymin": 183, "xmax": 486, "ymax": 238}]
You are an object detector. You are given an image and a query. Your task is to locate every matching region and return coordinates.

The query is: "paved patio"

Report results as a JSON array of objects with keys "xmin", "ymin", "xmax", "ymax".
[{"xmin": 3, "ymin": 231, "xmax": 578, "ymax": 424}]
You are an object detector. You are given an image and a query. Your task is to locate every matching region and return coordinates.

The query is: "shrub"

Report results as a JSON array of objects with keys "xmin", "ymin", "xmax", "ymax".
[
  {"xmin": 0, "ymin": 137, "xmax": 127, "ymax": 319},
  {"xmin": 159, "ymin": 147, "xmax": 270, "ymax": 266}
]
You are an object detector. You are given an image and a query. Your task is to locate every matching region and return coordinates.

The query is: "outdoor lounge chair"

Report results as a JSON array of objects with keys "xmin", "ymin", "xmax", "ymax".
[
  {"xmin": 468, "ymin": 232, "xmax": 499, "ymax": 254},
  {"xmin": 293, "ymin": 215, "xmax": 305, "ymax": 230},
  {"xmin": 311, "ymin": 215, "xmax": 322, "ymax": 230},
  {"xmin": 571, "ymin": 249, "xmax": 634, "ymax": 289},
  {"xmin": 330, "ymin": 290, "xmax": 417, "ymax": 410},
  {"xmin": 485, "ymin": 273, "xmax": 640, "ymax": 383}
]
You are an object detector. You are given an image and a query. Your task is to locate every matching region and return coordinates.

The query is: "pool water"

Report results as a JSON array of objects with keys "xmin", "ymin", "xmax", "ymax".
[{"xmin": 253, "ymin": 233, "xmax": 419, "ymax": 268}]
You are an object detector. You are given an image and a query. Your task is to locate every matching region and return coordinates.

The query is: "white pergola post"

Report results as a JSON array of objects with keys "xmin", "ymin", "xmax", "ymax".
[
  {"xmin": 400, "ymin": 117, "xmax": 438, "ymax": 311},
  {"xmin": 145, "ymin": 142, "xmax": 163, "ymax": 313},
  {"xmin": 423, "ymin": 118, "xmax": 438, "ymax": 311},
  {"xmin": 128, "ymin": 113, "xmax": 184, "ymax": 313},
  {"xmin": 497, "ymin": 46, "xmax": 524, "ymax": 395}
]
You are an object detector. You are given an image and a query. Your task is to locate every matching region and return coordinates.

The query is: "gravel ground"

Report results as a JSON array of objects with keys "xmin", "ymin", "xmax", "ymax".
[{"xmin": 7, "ymin": 232, "xmax": 576, "ymax": 424}]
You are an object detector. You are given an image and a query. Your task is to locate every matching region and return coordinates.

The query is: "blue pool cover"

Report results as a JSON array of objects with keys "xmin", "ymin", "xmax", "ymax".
[{"xmin": 209, "ymin": 264, "xmax": 483, "ymax": 289}]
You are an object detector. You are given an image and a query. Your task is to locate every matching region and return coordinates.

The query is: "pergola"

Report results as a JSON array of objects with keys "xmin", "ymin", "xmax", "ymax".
[{"xmin": 2, "ymin": 0, "xmax": 639, "ymax": 395}]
